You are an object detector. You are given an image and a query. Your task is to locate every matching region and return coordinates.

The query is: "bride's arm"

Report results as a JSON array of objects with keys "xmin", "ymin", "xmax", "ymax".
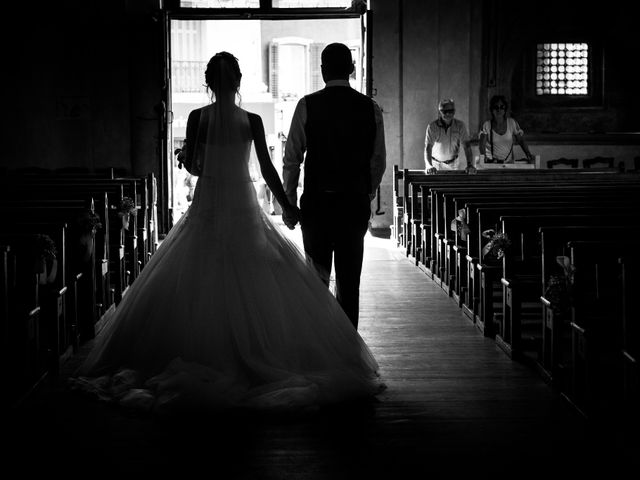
[
  {"xmin": 248, "ymin": 112, "xmax": 298, "ymax": 215},
  {"xmin": 181, "ymin": 109, "xmax": 201, "ymax": 175}
]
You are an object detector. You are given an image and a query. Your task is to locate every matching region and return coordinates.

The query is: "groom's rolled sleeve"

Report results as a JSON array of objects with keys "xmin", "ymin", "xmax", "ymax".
[
  {"xmin": 283, "ymin": 98, "xmax": 307, "ymax": 207},
  {"xmin": 370, "ymin": 101, "xmax": 386, "ymax": 195}
]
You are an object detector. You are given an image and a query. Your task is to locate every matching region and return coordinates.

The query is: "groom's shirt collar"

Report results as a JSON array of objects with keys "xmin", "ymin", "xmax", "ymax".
[{"xmin": 325, "ymin": 79, "xmax": 351, "ymax": 88}]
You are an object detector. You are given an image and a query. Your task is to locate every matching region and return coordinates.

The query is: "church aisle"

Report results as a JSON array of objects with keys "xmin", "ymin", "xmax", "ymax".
[{"xmin": 4, "ymin": 222, "xmax": 636, "ymax": 478}]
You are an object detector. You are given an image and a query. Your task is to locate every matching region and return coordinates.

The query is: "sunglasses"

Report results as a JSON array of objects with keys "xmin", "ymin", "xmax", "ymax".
[
  {"xmin": 440, "ymin": 109, "xmax": 455, "ymax": 114},
  {"xmin": 492, "ymin": 105, "xmax": 507, "ymax": 110}
]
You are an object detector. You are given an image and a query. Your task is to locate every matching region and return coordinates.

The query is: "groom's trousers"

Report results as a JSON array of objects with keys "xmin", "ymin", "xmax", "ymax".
[{"xmin": 300, "ymin": 192, "xmax": 371, "ymax": 330}]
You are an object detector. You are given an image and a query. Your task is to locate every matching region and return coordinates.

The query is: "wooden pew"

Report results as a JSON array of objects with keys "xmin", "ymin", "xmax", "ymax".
[
  {"xmin": 497, "ymin": 222, "xmax": 640, "ymax": 377},
  {"xmin": 20, "ymin": 177, "xmax": 138, "ymax": 284},
  {"xmin": 565, "ymin": 239, "xmax": 639, "ymax": 419},
  {"xmin": 56, "ymin": 168, "xmax": 157, "ymax": 270},
  {"xmin": 0, "ymin": 225, "xmax": 69, "ymax": 378},
  {"xmin": 392, "ymin": 165, "xmax": 407, "ymax": 247},
  {"xmin": 409, "ymin": 171, "xmax": 640, "ymax": 281},
  {"xmin": 547, "ymin": 158, "xmax": 578, "ymax": 169},
  {"xmin": 0, "ymin": 203, "xmax": 98, "ymax": 349},
  {"xmin": 49, "ymin": 168, "xmax": 157, "ymax": 278},
  {"xmin": 0, "ymin": 197, "xmax": 105, "ymax": 336},
  {"xmin": 435, "ymin": 181, "xmax": 640, "ymax": 287},
  {"xmin": 521, "ymin": 223, "xmax": 638, "ymax": 386},
  {"xmin": 469, "ymin": 202, "xmax": 639, "ymax": 337},
  {"xmin": 0, "ymin": 241, "xmax": 46, "ymax": 407},
  {"xmin": 618, "ymin": 255, "xmax": 639, "ymax": 432},
  {"xmin": 441, "ymin": 186, "xmax": 634, "ymax": 301},
  {"xmin": 4, "ymin": 190, "xmax": 111, "ymax": 318},
  {"xmin": 0, "ymin": 179, "xmax": 131, "ymax": 305},
  {"xmin": 412, "ymin": 175, "xmax": 639, "ymax": 322},
  {"xmin": 48, "ymin": 167, "xmax": 158, "ymax": 264}
]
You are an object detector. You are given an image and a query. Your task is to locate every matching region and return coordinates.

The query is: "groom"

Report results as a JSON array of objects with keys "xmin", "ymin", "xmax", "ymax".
[{"xmin": 282, "ymin": 42, "xmax": 386, "ymax": 329}]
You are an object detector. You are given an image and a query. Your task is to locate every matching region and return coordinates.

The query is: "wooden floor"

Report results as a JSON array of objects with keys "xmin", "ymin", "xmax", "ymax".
[{"xmin": 5, "ymin": 226, "xmax": 638, "ymax": 478}]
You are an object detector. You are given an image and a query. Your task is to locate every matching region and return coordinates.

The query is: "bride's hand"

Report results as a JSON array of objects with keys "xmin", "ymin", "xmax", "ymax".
[{"xmin": 282, "ymin": 205, "xmax": 300, "ymax": 230}]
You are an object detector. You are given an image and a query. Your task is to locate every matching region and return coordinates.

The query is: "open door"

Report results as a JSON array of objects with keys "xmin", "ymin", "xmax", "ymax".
[
  {"xmin": 160, "ymin": 10, "xmax": 174, "ymax": 235},
  {"xmin": 163, "ymin": 3, "xmax": 368, "ymax": 228}
]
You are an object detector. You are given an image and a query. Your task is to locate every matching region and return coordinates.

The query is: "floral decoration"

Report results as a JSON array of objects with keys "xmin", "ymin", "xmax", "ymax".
[
  {"xmin": 119, "ymin": 196, "xmax": 137, "ymax": 216},
  {"xmin": 32, "ymin": 234, "xmax": 57, "ymax": 262},
  {"xmin": 544, "ymin": 256, "xmax": 575, "ymax": 314},
  {"xmin": 481, "ymin": 229, "xmax": 511, "ymax": 260},
  {"xmin": 77, "ymin": 211, "xmax": 103, "ymax": 233}
]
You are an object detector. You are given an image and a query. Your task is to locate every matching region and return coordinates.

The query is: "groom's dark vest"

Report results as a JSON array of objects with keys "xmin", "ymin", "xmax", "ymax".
[{"xmin": 303, "ymin": 86, "xmax": 376, "ymax": 196}]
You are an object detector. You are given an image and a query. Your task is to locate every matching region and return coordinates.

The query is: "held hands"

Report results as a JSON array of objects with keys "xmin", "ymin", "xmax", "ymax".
[
  {"xmin": 425, "ymin": 166, "xmax": 438, "ymax": 175},
  {"xmin": 465, "ymin": 165, "xmax": 477, "ymax": 175},
  {"xmin": 282, "ymin": 204, "xmax": 301, "ymax": 230}
]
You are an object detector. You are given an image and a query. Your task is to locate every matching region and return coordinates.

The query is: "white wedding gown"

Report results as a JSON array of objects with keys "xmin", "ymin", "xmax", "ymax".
[{"xmin": 70, "ymin": 104, "xmax": 384, "ymax": 413}]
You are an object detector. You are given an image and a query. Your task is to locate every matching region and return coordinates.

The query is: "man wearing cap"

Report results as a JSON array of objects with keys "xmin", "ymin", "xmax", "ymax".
[
  {"xmin": 282, "ymin": 42, "xmax": 386, "ymax": 330},
  {"xmin": 424, "ymin": 99, "xmax": 475, "ymax": 175}
]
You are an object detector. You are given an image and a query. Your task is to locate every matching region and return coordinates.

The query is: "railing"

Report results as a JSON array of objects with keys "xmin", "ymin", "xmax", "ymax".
[{"xmin": 172, "ymin": 60, "xmax": 207, "ymax": 93}]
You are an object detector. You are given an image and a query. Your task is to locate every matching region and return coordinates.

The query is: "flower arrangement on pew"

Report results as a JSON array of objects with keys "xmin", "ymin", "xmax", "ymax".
[
  {"xmin": 77, "ymin": 211, "xmax": 103, "ymax": 234},
  {"xmin": 30, "ymin": 234, "xmax": 58, "ymax": 284},
  {"xmin": 119, "ymin": 197, "xmax": 136, "ymax": 216},
  {"xmin": 481, "ymin": 229, "xmax": 511, "ymax": 261},
  {"xmin": 118, "ymin": 196, "xmax": 136, "ymax": 230},
  {"xmin": 544, "ymin": 256, "xmax": 575, "ymax": 315}
]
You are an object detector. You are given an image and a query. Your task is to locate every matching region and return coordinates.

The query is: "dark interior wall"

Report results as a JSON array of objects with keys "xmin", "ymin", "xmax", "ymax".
[
  {"xmin": 486, "ymin": 0, "xmax": 640, "ymax": 134},
  {"xmin": 395, "ymin": 0, "xmax": 481, "ymax": 169},
  {"xmin": 3, "ymin": 0, "xmax": 162, "ymax": 176}
]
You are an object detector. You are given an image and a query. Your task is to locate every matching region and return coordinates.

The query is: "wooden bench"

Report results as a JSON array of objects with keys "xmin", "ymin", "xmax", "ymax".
[
  {"xmin": 0, "ymin": 224, "xmax": 70, "ymax": 379},
  {"xmin": 498, "ymin": 222, "xmax": 640, "ymax": 377},
  {"xmin": 547, "ymin": 158, "xmax": 579, "ymax": 169},
  {"xmin": 0, "ymin": 179, "xmax": 133, "ymax": 305},
  {"xmin": 440, "ymin": 186, "xmax": 635, "ymax": 301},
  {"xmin": 565, "ymin": 239, "xmax": 639, "ymax": 419},
  {"xmin": 0, "ymin": 201, "xmax": 100, "ymax": 341},
  {"xmin": 0, "ymin": 189, "xmax": 115, "ymax": 314},
  {"xmin": 469, "ymin": 202, "xmax": 639, "ymax": 337},
  {"xmin": 55, "ymin": 169, "xmax": 158, "ymax": 269},
  {"xmin": 0, "ymin": 241, "xmax": 45, "ymax": 407},
  {"xmin": 536, "ymin": 224, "xmax": 640, "ymax": 389},
  {"xmin": 57, "ymin": 169, "xmax": 158, "ymax": 263},
  {"xmin": 618, "ymin": 255, "xmax": 639, "ymax": 432},
  {"xmin": 407, "ymin": 171, "xmax": 640, "ymax": 280}
]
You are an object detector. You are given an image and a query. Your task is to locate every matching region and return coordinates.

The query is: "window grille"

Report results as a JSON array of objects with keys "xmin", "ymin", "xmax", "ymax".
[{"xmin": 536, "ymin": 43, "xmax": 589, "ymax": 96}]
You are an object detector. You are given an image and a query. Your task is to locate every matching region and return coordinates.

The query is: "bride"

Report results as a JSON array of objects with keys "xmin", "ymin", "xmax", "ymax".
[{"xmin": 70, "ymin": 52, "xmax": 385, "ymax": 414}]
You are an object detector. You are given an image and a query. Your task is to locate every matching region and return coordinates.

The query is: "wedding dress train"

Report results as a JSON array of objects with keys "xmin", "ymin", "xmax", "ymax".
[{"xmin": 69, "ymin": 105, "xmax": 384, "ymax": 413}]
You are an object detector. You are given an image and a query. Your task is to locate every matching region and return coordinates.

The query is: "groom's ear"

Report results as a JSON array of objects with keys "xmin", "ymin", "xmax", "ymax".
[{"xmin": 348, "ymin": 62, "xmax": 355, "ymax": 75}]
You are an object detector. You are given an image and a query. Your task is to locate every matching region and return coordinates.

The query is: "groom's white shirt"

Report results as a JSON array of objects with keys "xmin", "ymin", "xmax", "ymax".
[{"xmin": 282, "ymin": 79, "xmax": 386, "ymax": 206}]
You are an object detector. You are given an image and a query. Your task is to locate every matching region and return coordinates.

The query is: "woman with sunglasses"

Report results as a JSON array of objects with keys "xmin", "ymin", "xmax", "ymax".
[{"xmin": 478, "ymin": 95, "xmax": 534, "ymax": 164}]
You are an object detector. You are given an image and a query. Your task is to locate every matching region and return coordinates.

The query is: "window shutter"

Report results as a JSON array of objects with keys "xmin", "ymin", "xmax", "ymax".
[
  {"xmin": 269, "ymin": 42, "xmax": 279, "ymax": 100},
  {"xmin": 310, "ymin": 43, "xmax": 324, "ymax": 92}
]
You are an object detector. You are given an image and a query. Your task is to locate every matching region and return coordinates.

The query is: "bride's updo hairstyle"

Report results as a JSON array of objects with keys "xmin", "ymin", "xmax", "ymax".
[{"xmin": 205, "ymin": 51, "xmax": 242, "ymax": 104}]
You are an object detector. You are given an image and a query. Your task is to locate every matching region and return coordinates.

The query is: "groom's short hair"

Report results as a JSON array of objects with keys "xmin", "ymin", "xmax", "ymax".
[{"xmin": 321, "ymin": 43, "xmax": 354, "ymax": 78}]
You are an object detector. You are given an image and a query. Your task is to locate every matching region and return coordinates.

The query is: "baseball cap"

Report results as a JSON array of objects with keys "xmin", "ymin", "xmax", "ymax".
[{"xmin": 438, "ymin": 99, "xmax": 455, "ymax": 111}]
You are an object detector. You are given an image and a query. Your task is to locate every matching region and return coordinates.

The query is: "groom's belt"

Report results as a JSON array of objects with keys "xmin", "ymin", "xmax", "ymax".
[{"xmin": 433, "ymin": 156, "xmax": 457, "ymax": 164}]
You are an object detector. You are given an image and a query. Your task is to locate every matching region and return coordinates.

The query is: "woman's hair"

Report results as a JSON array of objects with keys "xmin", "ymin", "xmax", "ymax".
[
  {"xmin": 489, "ymin": 95, "xmax": 509, "ymax": 114},
  {"xmin": 204, "ymin": 51, "xmax": 242, "ymax": 103}
]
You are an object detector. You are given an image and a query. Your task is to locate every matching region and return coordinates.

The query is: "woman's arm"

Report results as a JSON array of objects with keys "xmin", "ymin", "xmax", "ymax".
[
  {"xmin": 248, "ymin": 112, "xmax": 298, "ymax": 215},
  {"xmin": 181, "ymin": 109, "xmax": 201, "ymax": 175},
  {"xmin": 478, "ymin": 132, "xmax": 487, "ymax": 156},
  {"xmin": 511, "ymin": 118, "xmax": 533, "ymax": 161},
  {"xmin": 514, "ymin": 133, "xmax": 533, "ymax": 161}
]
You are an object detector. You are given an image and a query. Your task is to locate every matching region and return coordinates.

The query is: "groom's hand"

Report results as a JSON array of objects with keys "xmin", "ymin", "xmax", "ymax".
[{"xmin": 282, "ymin": 205, "xmax": 300, "ymax": 230}]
